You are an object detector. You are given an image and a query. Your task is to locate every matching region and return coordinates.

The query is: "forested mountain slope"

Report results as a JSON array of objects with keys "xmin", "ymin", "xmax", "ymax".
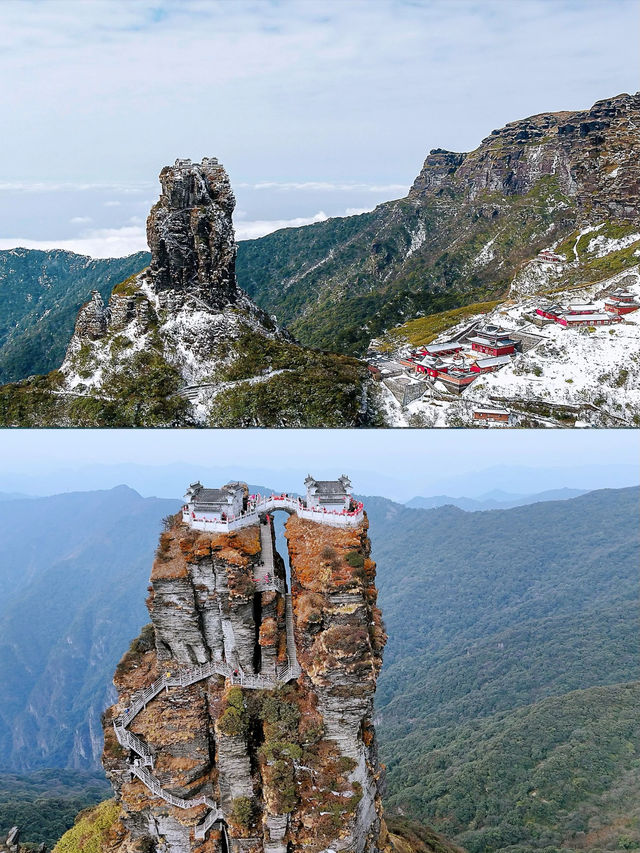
[
  {"xmin": 383, "ymin": 682, "xmax": 639, "ymax": 853},
  {"xmin": 363, "ymin": 487, "xmax": 640, "ymax": 852},
  {"xmin": 0, "ymin": 249, "xmax": 149, "ymax": 383}
]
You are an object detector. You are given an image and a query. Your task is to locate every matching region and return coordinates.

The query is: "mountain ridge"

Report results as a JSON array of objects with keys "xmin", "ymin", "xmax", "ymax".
[
  {"xmin": 404, "ymin": 487, "xmax": 588, "ymax": 511},
  {"xmin": 236, "ymin": 91, "xmax": 640, "ymax": 354}
]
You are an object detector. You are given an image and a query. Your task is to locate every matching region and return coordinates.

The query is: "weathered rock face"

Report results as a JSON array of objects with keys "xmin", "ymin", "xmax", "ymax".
[
  {"xmin": 0, "ymin": 828, "xmax": 45, "ymax": 853},
  {"xmin": 69, "ymin": 289, "xmax": 108, "ymax": 343},
  {"xmin": 147, "ymin": 158, "xmax": 240, "ymax": 307},
  {"xmin": 410, "ymin": 92, "xmax": 640, "ymax": 221},
  {"xmin": 0, "ymin": 827, "xmax": 21, "ymax": 853},
  {"xmin": 101, "ymin": 505, "xmax": 390, "ymax": 853},
  {"xmin": 62, "ymin": 157, "xmax": 278, "ymax": 372}
]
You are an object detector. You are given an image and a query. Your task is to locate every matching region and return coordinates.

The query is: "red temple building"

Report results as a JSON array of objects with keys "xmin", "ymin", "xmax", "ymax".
[
  {"xmin": 467, "ymin": 326, "xmax": 518, "ymax": 356},
  {"xmin": 604, "ymin": 291, "xmax": 640, "ymax": 315}
]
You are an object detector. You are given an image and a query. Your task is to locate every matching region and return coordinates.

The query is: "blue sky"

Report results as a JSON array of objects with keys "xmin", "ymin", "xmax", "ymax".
[
  {"xmin": 0, "ymin": 429, "xmax": 637, "ymax": 500},
  {"xmin": 0, "ymin": 0, "xmax": 638, "ymax": 256}
]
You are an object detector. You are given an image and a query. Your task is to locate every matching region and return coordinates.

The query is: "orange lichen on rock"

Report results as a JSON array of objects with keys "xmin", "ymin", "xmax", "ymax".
[
  {"xmin": 296, "ymin": 591, "xmax": 327, "ymax": 632},
  {"xmin": 210, "ymin": 525, "xmax": 261, "ymax": 563},
  {"xmin": 153, "ymin": 522, "xmax": 261, "ymax": 582},
  {"xmin": 259, "ymin": 616, "xmax": 278, "ymax": 647},
  {"xmin": 285, "ymin": 513, "xmax": 371, "ymax": 593}
]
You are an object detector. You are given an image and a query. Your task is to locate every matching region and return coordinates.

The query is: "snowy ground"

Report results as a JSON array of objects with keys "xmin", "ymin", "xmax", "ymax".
[
  {"xmin": 376, "ymin": 265, "xmax": 640, "ymax": 427},
  {"xmin": 60, "ymin": 272, "xmax": 287, "ymax": 423}
]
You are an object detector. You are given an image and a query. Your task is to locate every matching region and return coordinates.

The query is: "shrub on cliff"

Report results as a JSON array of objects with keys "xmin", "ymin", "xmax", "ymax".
[
  {"xmin": 323, "ymin": 624, "xmax": 369, "ymax": 655},
  {"xmin": 218, "ymin": 687, "xmax": 249, "ymax": 737},
  {"xmin": 262, "ymin": 758, "xmax": 298, "ymax": 814},
  {"xmin": 154, "ymin": 531, "xmax": 172, "ymax": 561},
  {"xmin": 228, "ymin": 572, "xmax": 256, "ymax": 600},
  {"xmin": 297, "ymin": 592, "xmax": 326, "ymax": 632},
  {"xmin": 259, "ymin": 689, "xmax": 301, "ymax": 740},
  {"xmin": 52, "ymin": 799, "xmax": 120, "ymax": 853},
  {"xmin": 230, "ymin": 796, "xmax": 256, "ymax": 830},
  {"xmin": 114, "ymin": 624, "xmax": 156, "ymax": 680},
  {"xmin": 345, "ymin": 550, "xmax": 365, "ymax": 569},
  {"xmin": 128, "ymin": 623, "xmax": 155, "ymax": 655},
  {"xmin": 260, "ymin": 739, "xmax": 303, "ymax": 763}
]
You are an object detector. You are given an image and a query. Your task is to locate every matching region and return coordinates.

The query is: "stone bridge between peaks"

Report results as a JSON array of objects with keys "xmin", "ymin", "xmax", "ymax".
[{"xmin": 183, "ymin": 491, "xmax": 365, "ymax": 534}]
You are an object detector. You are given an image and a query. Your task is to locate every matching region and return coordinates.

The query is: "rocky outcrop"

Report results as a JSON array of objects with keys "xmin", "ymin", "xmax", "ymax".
[
  {"xmin": 0, "ymin": 828, "xmax": 20, "ymax": 853},
  {"xmin": 148, "ymin": 158, "xmax": 240, "ymax": 307},
  {"xmin": 410, "ymin": 149, "xmax": 466, "ymax": 195},
  {"xmin": 101, "ymin": 499, "xmax": 392, "ymax": 853},
  {"xmin": 62, "ymin": 157, "xmax": 281, "ymax": 373},
  {"xmin": 410, "ymin": 92, "xmax": 640, "ymax": 221},
  {"xmin": 27, "ymin": 156, "xmax": 373, "ymax": 428},
  {"xmin": 0, "ymin": 828, "xmax": 46, "ymax": 853},
  {"xmin": 67, "ymin": 290, "xmax": 108, "ymax": 346}
]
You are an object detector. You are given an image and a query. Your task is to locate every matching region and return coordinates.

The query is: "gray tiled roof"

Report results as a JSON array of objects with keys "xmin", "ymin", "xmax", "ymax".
[
  {"xmin": 315, "ymin": 480, "xmax": 348, "ymax": 495},
  {"xmin": 475, "ymin": 355, "xmax": 512, "ymax": 368},
  {"xmin": 194, "ymin": 488, "xmax": 230, "ymax": 503},
  {"xmin": 424, "ymin": 341, "xmax": 462, "ymax": 354}
]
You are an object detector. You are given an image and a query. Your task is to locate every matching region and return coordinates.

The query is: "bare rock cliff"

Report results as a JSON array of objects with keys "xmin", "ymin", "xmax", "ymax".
[
  {"xmin": 147, "ymin": 157, "xmax": 240, "ymax": 306},
  {"xmin": 100, "ymin": 504, "xmax": 392, "ymax": 853},
  {"xmin": 410, "ymin": 92, "xmax": 640, "ymax": 221}
]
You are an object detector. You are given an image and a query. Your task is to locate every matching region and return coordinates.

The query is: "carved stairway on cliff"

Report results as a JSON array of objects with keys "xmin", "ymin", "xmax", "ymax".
[
  {"xmin": 257, "ymin": 519, "xmax": 299, "ymax": 672},
  {"xmin": 254, "ymin": 521, "xmax": 286, "ymax": 595},
  {"xmin": 113, "ymin": 521, "xmax": 301, "ymax": 840}
]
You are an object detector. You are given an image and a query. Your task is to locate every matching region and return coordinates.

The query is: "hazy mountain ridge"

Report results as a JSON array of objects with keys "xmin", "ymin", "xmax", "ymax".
[
  {"xmin": 0, "ymin": 248, "xmax": 149, "ymax": 383},
  {"xmin": 404, "ymin": 487, "xmax": 587, "ymax": 511},
  {"xmin": 0, "ymin": 487, "xmax": 179, "ymax": 771}
]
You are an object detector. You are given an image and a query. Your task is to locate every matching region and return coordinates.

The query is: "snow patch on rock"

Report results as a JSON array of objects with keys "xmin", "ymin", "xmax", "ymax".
[
  {"xmin": 406, "ymin": 222, "xmax": 427, "ymax": 257},
  {"xmin": 586, "ymin": 232, "xmax": 640, "ymax": 257}
]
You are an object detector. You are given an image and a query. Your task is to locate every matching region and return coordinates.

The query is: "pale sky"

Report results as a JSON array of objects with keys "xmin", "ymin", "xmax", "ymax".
[
  {"xmin": 0, "ymin": 0, "xmax": 638, "ymax": 256},
  {"xmin": 0, "ymin": 429, "xmax": 637, "ymax": 500}
]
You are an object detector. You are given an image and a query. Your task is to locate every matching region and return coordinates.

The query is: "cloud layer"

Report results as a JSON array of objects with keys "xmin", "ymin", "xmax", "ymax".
[
  {"xmin": 0, "ymin": 211, "xmax": 357, "ymax": 257},
  {"xmin": 1, "ymin": 0, "xmax": 638, "ymax": 257}
]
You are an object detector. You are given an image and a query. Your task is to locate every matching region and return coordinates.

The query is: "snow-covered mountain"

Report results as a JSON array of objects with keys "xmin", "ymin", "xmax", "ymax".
[{"xmin": 375, "ymin": 263, "xmax": 640, "ymax": 428}]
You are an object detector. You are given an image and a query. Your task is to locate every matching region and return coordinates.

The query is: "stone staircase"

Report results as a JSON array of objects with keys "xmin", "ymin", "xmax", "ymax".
[
  {"xmin": 285, "ymin": 594, "xmax": 299, "ymax": 671},
  {"xmin": 254, "ymin": 522, "xmax": 286, "ymax": 594},
  {"xmin": 113, "ymin": 516, "xmax": 301, "ymax": 841}
]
